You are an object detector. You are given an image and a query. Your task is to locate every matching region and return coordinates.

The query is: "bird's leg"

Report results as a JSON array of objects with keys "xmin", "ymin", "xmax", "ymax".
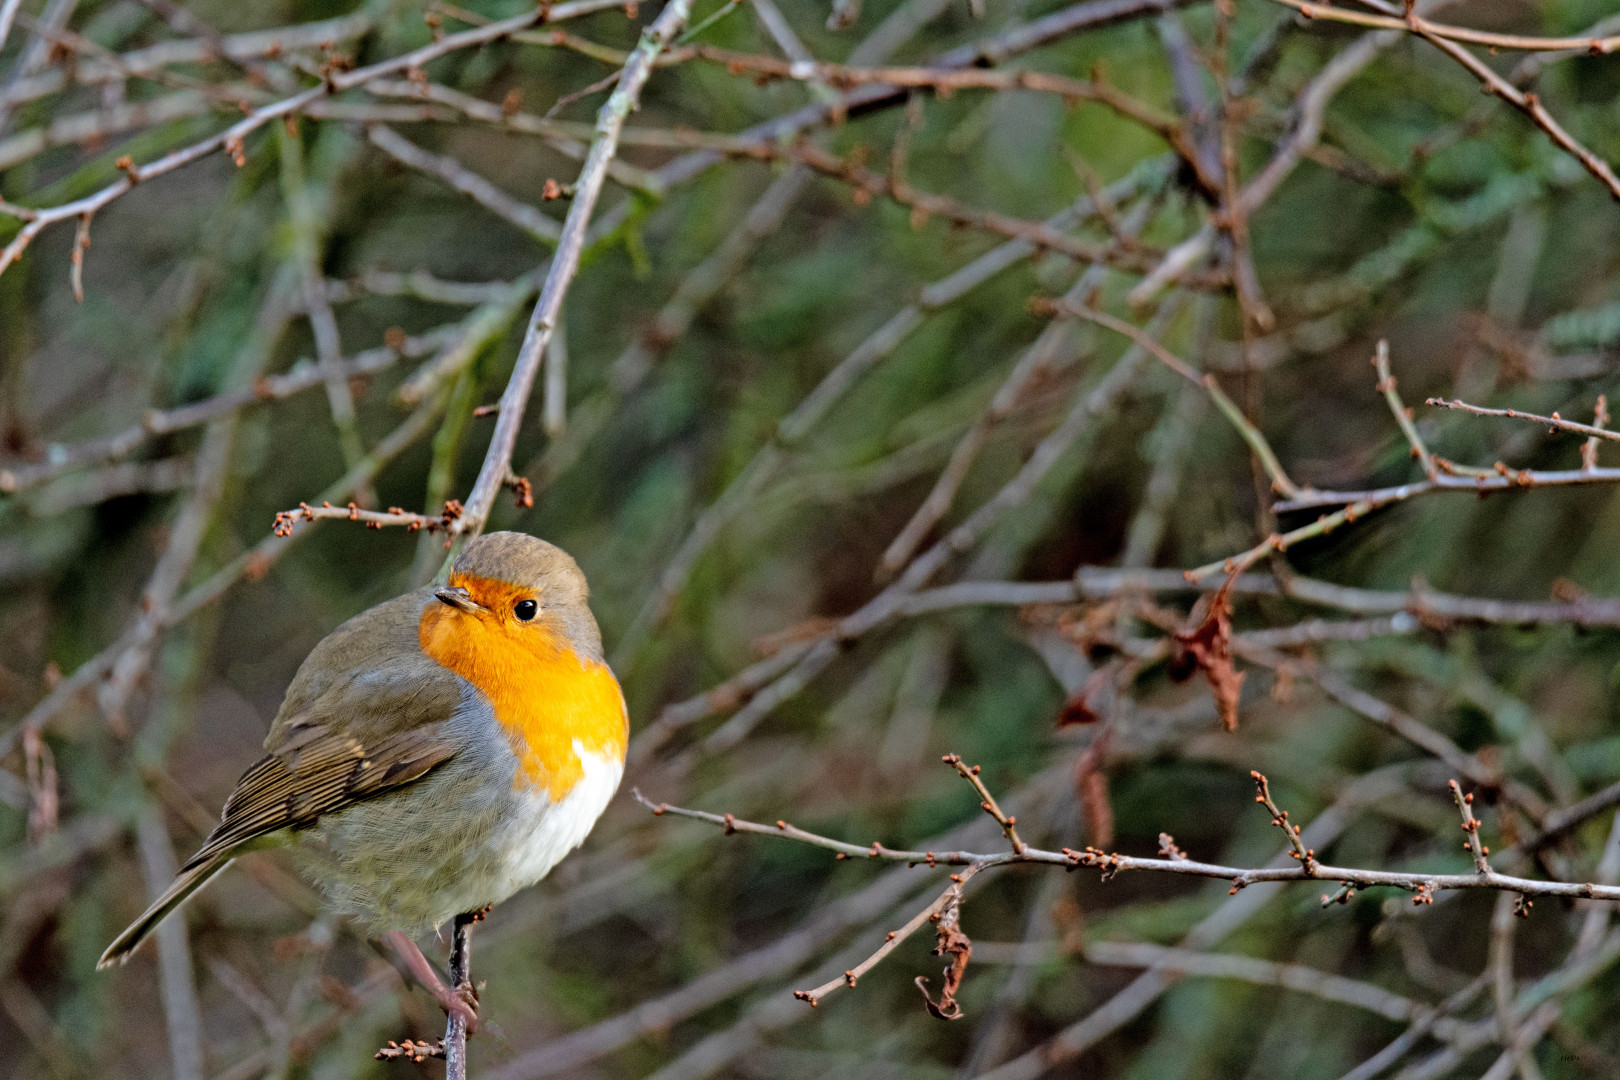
[{"xmin": 385, "ymin": 930, "xmax": 479, "ymax": 1034}]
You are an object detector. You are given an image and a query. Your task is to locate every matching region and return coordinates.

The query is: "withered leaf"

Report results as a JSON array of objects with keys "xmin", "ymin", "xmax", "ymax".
[
  {"xmin": 916, "ymin": 916, "xmax": 972, "ymax": 1021},
  {"xmin": 1172, "ymin": 584, "xmax": 1245, "ymax": 731}
]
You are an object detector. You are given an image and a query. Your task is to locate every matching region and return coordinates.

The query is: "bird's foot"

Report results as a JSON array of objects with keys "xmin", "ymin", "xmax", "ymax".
[
  {"xmin": 385, "ymin": 930, "xmax": 480, "ymax": 1035},
  {"xmin": 441, "ymin": 982, "xmax": 480, "ymax": 1034}
]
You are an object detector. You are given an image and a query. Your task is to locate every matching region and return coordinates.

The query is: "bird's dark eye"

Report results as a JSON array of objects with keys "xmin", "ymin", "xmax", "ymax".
[{"xmin": 514, "ymin": 599, "xmax": 539, "ymax": 622}]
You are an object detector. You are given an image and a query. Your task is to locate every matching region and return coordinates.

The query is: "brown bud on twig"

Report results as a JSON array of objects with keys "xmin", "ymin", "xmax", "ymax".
[{"xmin": 376, "ymin": 1038, "xmax": 446, "ymax": 1061}]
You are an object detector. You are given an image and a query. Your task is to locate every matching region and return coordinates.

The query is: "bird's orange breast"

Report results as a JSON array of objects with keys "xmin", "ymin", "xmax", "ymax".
[{"xmin": 417, "ymin": 575, "xmax": 627, "ymax": 800}]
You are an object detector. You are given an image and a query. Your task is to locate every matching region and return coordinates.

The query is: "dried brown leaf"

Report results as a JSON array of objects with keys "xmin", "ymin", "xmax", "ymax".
[
  {"xmin": 916, "ymin": 911, "xmax": 972, "ymax": 1020},
  {"xmin": 1172, "ymin": 584, "xmax": 1245, "ymax": 731}
]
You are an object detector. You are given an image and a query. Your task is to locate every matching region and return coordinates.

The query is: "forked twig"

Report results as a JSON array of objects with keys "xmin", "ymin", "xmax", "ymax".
[{"xmin": 640, "ymin": 757, "xmax": 1620, "ymax": 1031}]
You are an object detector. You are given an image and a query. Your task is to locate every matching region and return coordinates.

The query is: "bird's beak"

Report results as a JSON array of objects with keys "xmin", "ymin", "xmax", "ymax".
[{"xmin": 434, "ymin": 585, "xmax": 482, "ymax": 613}]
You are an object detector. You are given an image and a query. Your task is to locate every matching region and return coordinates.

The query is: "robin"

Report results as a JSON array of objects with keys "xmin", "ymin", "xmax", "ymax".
[{"xmin": 98, "ymin": 532, "xmax": 627, "ymax": 1030}]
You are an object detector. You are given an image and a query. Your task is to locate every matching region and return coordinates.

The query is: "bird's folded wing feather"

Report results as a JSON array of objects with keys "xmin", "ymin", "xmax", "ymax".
[
  {"xmin": 178, "ymin": 589, "xmax": 468, "ymax": 870},
  {"xmin": 181, "ymin": 721, "xmax": 456, "ymax": 870}
]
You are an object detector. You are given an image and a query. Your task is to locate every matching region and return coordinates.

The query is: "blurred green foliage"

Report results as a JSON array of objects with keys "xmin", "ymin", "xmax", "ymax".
[{"xmin": 6, "ymin": 0, "xmax": 1620, "ymax": 1077}]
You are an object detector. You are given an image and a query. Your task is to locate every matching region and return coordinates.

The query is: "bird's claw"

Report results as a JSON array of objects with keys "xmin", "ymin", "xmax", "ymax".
[{"xmin": 437, "ymin": 983, "xmax": 479, "ymax": 1035}]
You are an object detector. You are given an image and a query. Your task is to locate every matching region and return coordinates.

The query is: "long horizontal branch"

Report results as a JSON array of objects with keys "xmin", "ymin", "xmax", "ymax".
[
  {"xmin": 1190, "ymin": 367, "xmax": 1620, "ymax": 577},
  {"xmin": 1272, "ymin": 465, "xmax": 1620, "ymax": 512},
  {"xmin": 1268, "ymin": 0, "xmax": 1620, "ymax": 53},
  {"xmin": 0, "ymin": 322, "xmax": 458, "ymax": 493},
  {"xmin": 0, "ymin": 12, "xmax": 373, "ymax": 109},
  {"xmin": 723, "ymin": 141, "xmax": 1210, "ymax": 283},
  {"xmin": 633, "ymin": 765, "xmax": 1620, "ymax": 1031},
  {"xmin": 637, "ymin": 783, "xmax": 1620, "ymax": 906},
  {"xmin": 906, "ymin": 568, "xmax": 1620, "ymax": 627},
  {"xmin": 1426, "ymin": 396, "xmax": 1620, "ymax": 444},
  {"xmin": 687, "ymin": 46, "xmax": 1181, "ymax": 138}
]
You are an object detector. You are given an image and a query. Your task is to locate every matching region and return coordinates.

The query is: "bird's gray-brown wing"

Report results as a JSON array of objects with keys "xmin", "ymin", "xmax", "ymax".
[{"xmin": 184, "ymin": 721, "xmax": 458, "ymax": 867}]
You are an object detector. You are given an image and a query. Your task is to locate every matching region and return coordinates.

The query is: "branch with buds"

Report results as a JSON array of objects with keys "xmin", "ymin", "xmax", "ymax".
[{"xmin": 638, "ymin": 760, "xmax": 1620, "ymax": 1021}]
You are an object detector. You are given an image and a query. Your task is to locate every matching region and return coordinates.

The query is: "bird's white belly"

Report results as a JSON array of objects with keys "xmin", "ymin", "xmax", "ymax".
[{"xmin": 485, "ymin": 742, "xmax": 623, "ymax": 898}]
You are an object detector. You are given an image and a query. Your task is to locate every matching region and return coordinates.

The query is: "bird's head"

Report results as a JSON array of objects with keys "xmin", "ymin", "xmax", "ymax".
[{"xmin": 423, "ymin": 532, "xmax": 603, "ymax": 664}]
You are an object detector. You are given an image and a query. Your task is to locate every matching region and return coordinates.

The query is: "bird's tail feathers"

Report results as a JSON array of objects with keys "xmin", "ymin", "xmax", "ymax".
[{"xmin": 97, "ymin": 854, "xmax": 234, "ymax": 969}]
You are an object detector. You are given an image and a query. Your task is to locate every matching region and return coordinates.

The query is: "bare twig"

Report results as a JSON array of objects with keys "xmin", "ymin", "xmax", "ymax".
[
  {"xmin": 0, "ymin": 321, "xmax": 455, "ymax": 494},
  {"xmin": 449, "ymin": 0, "xmax": 698, "ymax": 547},
  {"xmin": 1267, "ymin": 0, "xmax": 1620, "ymax": 53},
  {"xmin": 1451, "ymin": 780, "xmax": 1494, "ymax": 876},
  {"xmin": 1271, "ymin": 465, "xmax": 1620, "ymax": 515},
  {"xmin": 1251, "ymin": 770, "xmax": 1316, "ymax": 874},
  {"xmin": 376, "ymin": 1039, "xmax": 445, "ymax": 1062},
  {"xmin": 792, "ymin": 873, "xmax": 976, "ymax": 1007},
  {"xmin": 1426, "ymin": 396, "xmax": 1620, "ymax": 446},
  {"xmin": 1375, "ymin": 340, "xmax": 1437, "ymax": 479},
  {"xmin": 366, "ymin": 124, "xmax": 562, "ymax": 245},
  {"xmin": 1037, "ymin": 299, "xmax": 1301, "ymax": 497},
  {"xmin": 270, "ymin": 499, "xmax": 463, "ymax": 537},
  {"xmin": 944, "ymin": 754, "xmax": 1026, "ymax": 854}
]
